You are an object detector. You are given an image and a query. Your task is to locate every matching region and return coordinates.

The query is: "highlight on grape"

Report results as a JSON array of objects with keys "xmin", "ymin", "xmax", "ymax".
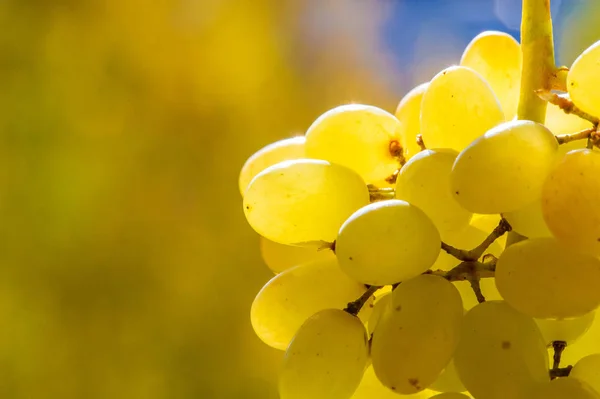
[{"xmin": 238, "ymin": 1, "xmax": 600, "ymax": 398}]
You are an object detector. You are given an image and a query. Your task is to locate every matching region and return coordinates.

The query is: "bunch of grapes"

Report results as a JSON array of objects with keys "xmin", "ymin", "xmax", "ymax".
[{"xmin": 238, "ymin": 16, "xmax": 600, "ymax": 399}]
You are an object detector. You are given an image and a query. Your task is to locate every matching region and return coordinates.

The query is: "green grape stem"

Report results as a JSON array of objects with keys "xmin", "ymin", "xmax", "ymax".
[
  {"xmin": 536, "ymin": 89, "xmax": 600, "ymax": 126},
  {"xmin": 469, "ymin": 279, "xmax": 486, "ymax": 303},
  {"xmin": 556, "ymin": 127, "xmax": 597, "ymax": 145},
  {"xmin": 441, "ymin": 218, "xmax": 512, "ymax": 262},
  {"xmin": 344, "ymin": 285, "xmax": 380, "ymax": 316},
  {"xmin": 517, "ymin": 0, "xmax": 556, "ymax": 124}
]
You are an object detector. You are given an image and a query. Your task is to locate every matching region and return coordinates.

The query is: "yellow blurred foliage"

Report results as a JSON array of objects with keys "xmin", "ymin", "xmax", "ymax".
[{"xmin": 0, "ymin": 0, "xmax": 400, "ymax": 398}]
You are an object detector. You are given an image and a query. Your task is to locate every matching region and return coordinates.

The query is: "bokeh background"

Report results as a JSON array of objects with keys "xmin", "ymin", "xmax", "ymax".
[{"xmin": 0, "ymin": 0, "xmax": 598, "ymax": 398}]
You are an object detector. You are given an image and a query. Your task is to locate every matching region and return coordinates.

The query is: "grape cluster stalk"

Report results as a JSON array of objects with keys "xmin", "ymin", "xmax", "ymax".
[{"xmin": 238, "ymin": 0, "xmax": 600, "ymax": 398}]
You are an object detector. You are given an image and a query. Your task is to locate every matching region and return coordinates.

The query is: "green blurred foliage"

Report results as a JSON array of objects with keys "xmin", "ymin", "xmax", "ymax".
[{"xmin": 0, "ymin": 0, "xmax": 398, "ymax": 397}]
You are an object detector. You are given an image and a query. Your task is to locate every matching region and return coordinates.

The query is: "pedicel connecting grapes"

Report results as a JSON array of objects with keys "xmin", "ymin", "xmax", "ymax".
[{"xmin": 238, "ymin": 0, "xmax": 600, "ymax": 398}]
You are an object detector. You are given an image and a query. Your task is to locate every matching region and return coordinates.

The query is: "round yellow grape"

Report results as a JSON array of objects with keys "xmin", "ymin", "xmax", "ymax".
[
  {"xmin": 279, "ymin": 309, "xmax": 369, "ymax": 399},
  {"xmin": 305, "ymin": 104, "xmax": 403, "ymax": 183},
  {"xmin": 395, "ymin": 82, "xmax": 428, "ymax": 160},
  {"xmin": 460, "ymin": 31, "xmax": 521, "ymax": 120},
  {"xmin": 239, "ymin": 136, "xmax": 305, "ymax": 195},
  {"xmin": 250, "ymin": 258, "xmax": 369, "ymax": 350},
  {"xmin": 496, "ymin": 238, "xmax": 600, "ymax": 318},
  {"xmin": 542, "ymin": 149, "xmax": 600, "ymax": 257},
  {"xmin": 371, "ymin": 275, "xmax": 463, "ymax": 394},
  {"xmin": 572, "ymin": 354, "xmax": 600, "ymax": 395},
  {"xmin": 336, "ymin": 200, "xmax": 441, "ymax": 286},
  {"xmin": 568, "ymin": 40, "xmax": 600, "ymax": 117},
  {"xmin": 244, "ymin": 159, "xmax": 369, "ymax": 245},
  {"xmin": 351, "ymin": 366, "xmax": 435, "ymax": 399},
  {"xmin": 420, "ymin": 66, "xmax": 504, "ymax": 152},
  {"xmin": 531, "ymin": 377, "xmax": 600, "ymax": 399},
  {"xmin": 259, "ymin": 236, "xmax": 335, "ymax": 274},
  {"xmin": 451, "ymin": 120, "xmax": 558, "ymax": 214},
  {"xmin": 454, "ymin": 301, "xmax": 549, "ymax": 399},
  {"xmin": 429, "ymin": 359, "xmax": 466, "ymax": 394},
  {"xmin": 535, "ymin": 311, "xmax": 595, "ymax": 346},
  {"xmin": 395, "ymin": 149, "xmax": 472, "ymax": 240},
  {"xmin": 503, "ymin": 200, "xmax": 553, "ymax": 238}
]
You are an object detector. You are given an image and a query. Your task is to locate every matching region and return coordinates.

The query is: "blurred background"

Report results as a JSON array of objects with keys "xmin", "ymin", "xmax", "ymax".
[{"xmin": 0, "ymin": 0, "xmax": 598, "ymax": 398}]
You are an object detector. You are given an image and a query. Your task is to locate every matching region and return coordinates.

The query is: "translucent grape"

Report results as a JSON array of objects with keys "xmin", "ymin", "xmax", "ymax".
[
  {"xmin": 503, "ymin": 200, "xmax": 553, "ymax": 238},
  {"xmin": 542, "ymin": 149, "xmax": 600, "ymax": 257},
  {"xmin": 244, "ymin": 159, "xmax": 369, "ymax": 245},
  {"xmin": 251, "ymin": 258, "xmax": 369, "ymax": 350},
  {"xmin": 561, "ymin": 312, "xmax": 600, "ymax": 366},
  {"xmin": 420, "ymin": 66, "xmax": 504, "ymax": 152},
  {"xmin": 572, "ymin": 354, "xmax": 600, "ymax": 395},
  {"xmin": 371, "ymin": 275, "xmax": 463, "ymax": 394},
  {"xmin": 451, "ymin": 120, "xmax": 558, "ymax": 214},
  {"xmin": 495, "ymin": 238, "xmax": 600, "ymax": 318},
  {"xmin": 568, "ymin": 40, "xmax": 600, "ymax": 117},
  {"xmin": 239, "ymin": 136, "xmax": 305, "ymax": 195},
  {"xmin": 336, "ymin": 200, "xmax": 441, "ymax": 286},
  {"xmin": 531, "ymin": 377, "xmax": 600, "ymax": 399},
  {"xmin": 367, "ymin": 292, "xmax": 391, "ymax": 335},
  {"xmin": 429, "ymin": 393, "xmax": 471, "ymax": 399},
  {"xmin": 351, "ymin": 366, "xmax": 435, "ymax": 399},
  {"xmin": 454, "ymin": 301, "xmax": 549, "ymax": 399},
  {"xmin": 304, "ymin": 104, "xmax": 403, "ymax": 183},
  {"xmin": 395, "ymin": 83, "xmax": 428, "ymax": 160},
  {"xmin": 460, "ymin": 31, "xmax": 521, "ymax": 120},
  {"xmin": 395, "ymin": 149, "xmax": 472, "ymax": 240},
  {"xmin": 429, "ymin": 359, "xmax": 466, "ymax": 394},
  {"xmin": 279, "ymin": 309, "xmax": 369, "ymax": 399},
  {"xmin": 259, "ymin": 236, "xmax": 335, "ymax": 274},
  {"xmin": 535, "ymin": 312, "xmax": 595, "ymax": 346}
]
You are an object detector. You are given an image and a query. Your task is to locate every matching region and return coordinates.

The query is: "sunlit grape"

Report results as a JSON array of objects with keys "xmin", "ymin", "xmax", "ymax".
[
  {"xmin": 351, "ymin": 366, "xmax": 435, "ymax": 399},
  {"xmin": 336, "ymin": 200, "xmax": 440, "ymax": 286},
  {"xmin": 572, "ymin": 354, "xmax": 600, "ymax": 395},
  {"xmin": 251, "ymin": 258, "xmax": 369, "ymax": 350},
  {"xmin": 395, "ymin": 83, "xmax": 428, "ymax": 160},
  {"xmin": 305, "ymin": 104, "xmax": 403, "ymax": 183},
  {"xmin": 503, "ymin": 199, "xmax": 553, "ymax": 238},
  {"xmin": 531, "ymin": 377, "xmax": 600, "ymax": 399},
  {"xmin": 244, "ymin": 159, "xmax": 369, "ymax": 245},
  {"xmin": 259, "ymin": 236, "xmax": 335, "ymax": 274},
  {"xmin": 372, "ymin": 275, "xmax": 463, "ymax": 394},
  {"xmin": 279, "ymin": 309, "xmax": 369, "ymax": 399},
  {"xmin": 395, "ymin": 149, "xmax": 472, "ymax": 240},
  {"xmin": 568, "ymin": 39, "xmax": 600, "ymax": 117},
  {"xmin": 429, "ymin": 359, "xmax": 466, "ymax": 394},
  {"xmin": 239, "ymin": 136, "xmax": 306, "ymax": 195},
  {"xmin": 496, "ymin": 238, "xmax": 600, "ymax": 318},
  {"xmin": 420, "ymin": 66, "xmax": 504, "ymax": 152},
  {"xmin": 460, "ymin": 31, "xmax": 521, "ymax": 120},
  {"xmin": 542, "ymin": 149, "xmax": 600, "ymax": 257},
  {"xmin": 451, "ymin": 120, "xmax": 558, "ymax": 214},
  {"xmin": 454, "ymin": 301, "xmax": 549, "ymax": 399},
  {"xmin": 535, "ymin": 311, "xmax": 595, "ymax": 346}
]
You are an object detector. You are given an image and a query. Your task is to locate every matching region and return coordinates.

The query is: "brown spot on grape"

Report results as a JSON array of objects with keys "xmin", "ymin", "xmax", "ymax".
[
  {"xmin": 389, "ymin": 140, "xmax": 403, "ymax": 158},
  {"xmin": 369, "ymin": 303, "xmax": 374, "ymax": 308},
  {"xmin": 245, "ymin": 205, "xmax": 251, "ymax": 210},
  {"xmin": 349, "ymin": 257, "xmax": 353, "ymax": 261},
  {"xmin": 408, "ymin": 378, "xmax": 421, "ymax": 389},
  {"xmin": 391, "ymin": 386, "xmax": 396, "ymax": 391},
  {"xmin": 502, "ymin": 341, "xmax": 511, "ymax": 349},
  {"xmin": 395, "ymin": 305, "xmax": 402, "ymax": 311},
  {"xmin": 455, "ymin": 191, "xmax": 460, "ymax": 195}
]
